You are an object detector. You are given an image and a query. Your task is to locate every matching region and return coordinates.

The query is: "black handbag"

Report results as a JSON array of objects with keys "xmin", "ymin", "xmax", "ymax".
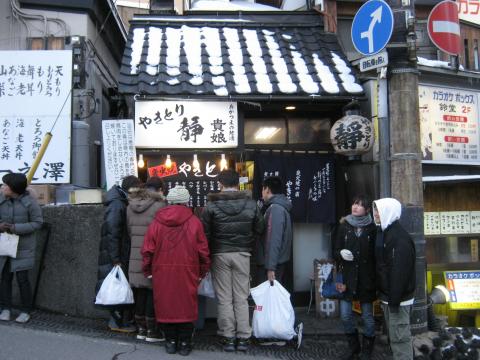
[{"xmin": 321, "ymin": 267, "xmax": 344, "ymax": 300}]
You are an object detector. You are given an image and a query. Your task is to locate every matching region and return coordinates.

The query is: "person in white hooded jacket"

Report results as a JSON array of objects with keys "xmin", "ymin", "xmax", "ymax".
[{"xmin": 372, "ymin": 198, "xmax": 416, "ymax": 360}]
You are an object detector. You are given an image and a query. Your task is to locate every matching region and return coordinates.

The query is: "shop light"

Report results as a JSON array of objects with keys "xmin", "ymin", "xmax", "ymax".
[
  {"xmin": 220, "ymin": 154, "xmax": 228, "ymax": 171},
  {"xmin": 285, "ymin": 105, "xmax": 296, "ymax": 111},
  {"xmin": 193, "ymin": 154, "xmax": 200, "ymax": 171},
  {"xmin": 165, "ymin": 154, "xmax": 172, "ymax": 168},
  {"xmin": 254, "ymin": 127, "xmax": 280, "ymax": 140},
  {"xmin": 137, "ymin": 154, "xmax": 145, "ymax": 168}
]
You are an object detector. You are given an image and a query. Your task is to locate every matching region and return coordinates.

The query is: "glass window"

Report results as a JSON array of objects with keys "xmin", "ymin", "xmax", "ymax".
[
  {"xmin": 474, "ymin": 40, "xmax": 479, "ymax": 71},
  {"xmin": 244, "ymin": 118, "xmax": 286, "ymax": 144},
  {"xmin": 426, "ymin": 236, "xmax": 479, "ymax": 265},
  {"xmin": 464, "ymin": 39, "xmax": 470, "ymax": 69},
  {"xmin": 288, "ymin": 118, "xmax": 331, "ymax": 144}
]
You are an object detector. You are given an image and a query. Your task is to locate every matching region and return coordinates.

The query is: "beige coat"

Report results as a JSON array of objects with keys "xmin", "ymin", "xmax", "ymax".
[{"xmin": 127, "ymin": 188, "xmax": 166, "ymax": 288}]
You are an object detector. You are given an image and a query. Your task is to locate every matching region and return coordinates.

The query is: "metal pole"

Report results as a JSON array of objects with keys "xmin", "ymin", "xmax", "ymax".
[{"xmin": 378, "ymin": 68, "xmax": 391, "ymax": 198}]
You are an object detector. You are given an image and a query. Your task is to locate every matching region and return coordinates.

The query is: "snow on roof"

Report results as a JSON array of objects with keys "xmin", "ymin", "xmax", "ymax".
[
  {"xmin": 417, "ymin": 56, "xmax": 465, "ymax": 71},
  {"xmin": 191, "ymin": 0, "xmax": 281, "ymax": 11}
]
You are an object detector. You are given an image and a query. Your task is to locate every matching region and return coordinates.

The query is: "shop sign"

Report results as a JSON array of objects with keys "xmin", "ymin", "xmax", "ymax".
[
  {"xmin": 458, "ymin": 0, "xmax": 480, "ymax": 26},
  {"xmin": 135, "ymin": 101, "xmax": 238, "ymax": 149},
  {"xmin": 424, "ymin": 211, "xmax": 480, "ymax": 234},
  {"xmin": 424, "ymin": 212, "xmax": 441, "ymax": 235},
  {"xmin": 102, "ymin": 119, "xmax": 137, "ymax": 190},
  {"xmin": 0, "ymin": 50, "xmax": 72, "ymax": 183},
  {"xmin": 419, "ymin": 85, "xmax": 480, "ymax": 164},
  {"xmin": 359, "ymin": 51, "xmax": 388, "ymax": 72},
  {"xmin": 444, "ymin": 271, "xmax": 480, "ymax": 310}
]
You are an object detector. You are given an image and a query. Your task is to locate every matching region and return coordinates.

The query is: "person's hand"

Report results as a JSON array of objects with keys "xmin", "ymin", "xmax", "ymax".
[
  {"xmin": 0, "ymin": 223, "xmax": 12, "ymax": 232},
  {"xmin": 340, "ymin": 249, "xmax": 354, "ymax": 261},
  {"xmin": 335, "ymin": 283, "xmax": 346, "ymax": 293},
  {"xmin": 147, "ymin": 275, "xmax": 152, "ymax": 279},
  {"xmin": 267, "ymin": 270, "xmax": 276, "ymax": 284}
]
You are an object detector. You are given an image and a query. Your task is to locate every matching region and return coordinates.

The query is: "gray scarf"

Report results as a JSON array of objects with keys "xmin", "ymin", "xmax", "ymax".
[{"xmin": 345, "ymin": 214, "xmax": 373, "ymax": 228}]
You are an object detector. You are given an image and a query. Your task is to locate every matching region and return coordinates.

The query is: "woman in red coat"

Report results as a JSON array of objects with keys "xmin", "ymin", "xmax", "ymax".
[{"xmin": 142, "ymin": 185, "xmax": 210, "ymax": 356}]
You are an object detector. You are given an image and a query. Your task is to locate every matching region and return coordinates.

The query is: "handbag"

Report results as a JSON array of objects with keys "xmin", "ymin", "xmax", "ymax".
[
  {"xmin": 321, "ymin": 267, "xmax": 344, "ymax": 299},
  {"xmin": 0, "ymin": 233, "xmax": 20, "ymax": 258}
]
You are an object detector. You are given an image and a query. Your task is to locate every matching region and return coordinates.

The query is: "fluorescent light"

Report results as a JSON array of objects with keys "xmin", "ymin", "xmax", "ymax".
[
  {"xmin": 285, "ymin": 105, "xmax": 296, "ymax": 110},
  {"xmin": 254, "ymin": 127, "xmax": 281, "ymax": 140}
]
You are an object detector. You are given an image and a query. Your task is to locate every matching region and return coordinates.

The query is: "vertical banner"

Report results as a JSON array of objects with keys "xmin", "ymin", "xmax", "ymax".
[
  {"xmin": 254, "ymin": 152, "xmax": 335, "ymax": 223},
  {"xmin": 0, "ymin": 50, "xmax": 72, "ymax": 183},
  {"xmin": 102, "ymin": 119, "xmax": 137, "ymax": 190}
]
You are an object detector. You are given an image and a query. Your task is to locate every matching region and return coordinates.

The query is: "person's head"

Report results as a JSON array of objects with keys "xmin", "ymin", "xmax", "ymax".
[
  {"xmin": 351, "ymin": 194, "xmax": 371, "ymax": 217},
  {"xmin": 166, "ymin": 185, "xmax": 190, "ymax": 205},
  {"xmin": 372, "ymin": 198, "xmax": 402, "ymax": 230},
  {"xmin": 121, "ymin": 175, "xmax": 142, "ymax": 193},
  {"xmin": 145, "ymin": 176, "xmax": 164, "ymax": 194},
  {"xmin": 2, "ymin": 173, "xmax": 27, "ymax": 197},
  {"xmin": 262, "ymin": 176, "xmax": 283, "ymax": 201},
  {"xmin": 218, "ymin": 170, "xmax": 239, "ymax": 190}
]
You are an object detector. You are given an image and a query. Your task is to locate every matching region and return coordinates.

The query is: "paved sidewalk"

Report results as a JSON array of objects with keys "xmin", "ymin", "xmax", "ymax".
[{"xmin": 0, "ymin": 309, "xmax": 393, "ymax": 360}]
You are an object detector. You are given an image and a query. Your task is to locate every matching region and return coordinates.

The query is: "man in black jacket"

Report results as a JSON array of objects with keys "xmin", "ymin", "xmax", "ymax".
[
  {"xmin": 97, "ymin": 175, "xmax": 142, "ymax": 333},
  {"xmin": 201, "ymin": 170, "xmax": 264, "ymax": 352},
  {"xmin": 373, "ymin": 198, "xmax": 416, "ymax": 360}
]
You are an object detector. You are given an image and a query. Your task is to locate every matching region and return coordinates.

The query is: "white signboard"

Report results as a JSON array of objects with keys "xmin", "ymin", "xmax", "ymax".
[
  {"xmin": 102, "ymin": 119, "xmax": 137, "ymax": 190},
  {"xmin": 135, "ymin": 101, "xmax": 238, "ymax": 149},
  {"xmin": 440, "ymin": 211, "xmax": 471, "ymax": 234},
  {"xmin": 359, "ymin": 51, "xmax": 388, "ymax": 72},
  {"xmin": 470, "ymin": 211, "xmax": 480, "ymax": 233},
  {"xmin": 458, "ymin": 0, "xmax": 480, "ymax": 26},
  {"xmin": 419, "ymin": 85, "xmax": 480, "ymax": 164},
  {"xmin": 0, "ymin": 50, "xmax": 72, "ymax": 183},
  {"xmin": 425, "ymin": 212, "xmax": 441, "ymax": 235}
]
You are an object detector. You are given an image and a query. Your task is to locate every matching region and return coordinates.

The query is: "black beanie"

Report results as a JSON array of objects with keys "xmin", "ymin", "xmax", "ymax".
[{"xmin": 2, "ymin": 173, "xmax": 28, "ymax": 195}]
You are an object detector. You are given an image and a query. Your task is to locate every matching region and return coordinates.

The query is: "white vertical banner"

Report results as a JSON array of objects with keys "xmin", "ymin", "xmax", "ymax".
[
  {"xmin": 102, "ymin": 119, "xmax": 138, "ymax": 190},
  {"xmin": 0, "ymin": 50, "xmax": 72, "ymax": 183}
]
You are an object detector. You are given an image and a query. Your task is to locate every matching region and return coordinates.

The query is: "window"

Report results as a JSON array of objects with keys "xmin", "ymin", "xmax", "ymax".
[
  {"xmin": 474, "ymin": 40, "xmax": 479, "ymax": 71},
  {"xmin": 245, "ymin": 119, "xmax": 286, "ymax": 145},
  {"xmin": 464, "ymin": 39, "xmax": 470, "ymax": 69},
  {"xmin": 288, "ymin": 118, "xmax": 330, "ymax": 144},
  {"xmin": 426, "ymin": 236, "xmax": 479, "ymax": 265},
  {"xmin": 28, "ymin": 37, "xmax": 64, "ymax": 50}
]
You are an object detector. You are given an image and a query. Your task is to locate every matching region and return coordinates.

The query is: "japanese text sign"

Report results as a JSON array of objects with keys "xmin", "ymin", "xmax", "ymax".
[
  {"xmin": 102, "ymin": 119, "xmax": 138, "ymax": 190},
  {"xmin": 419, "ymin": 85, "xmax": 480, "ymax": 164},
  {"xmin": 135, "ymin": 101, "xmax": 238, "ymax": 149},
  {"xmin": 0, "ymin": 50, "xmax": 72, "ymax": 183},
  {"xmin": 444, "ymin": 271, "xmax": 480, "ymax": 310},
  {"xmin": 457, "ymin": 0, "xmax": 480, "ymax": 26},
  {"xmin": 424, "ymin": 211, "xmax": 480, "ymax": 235}
]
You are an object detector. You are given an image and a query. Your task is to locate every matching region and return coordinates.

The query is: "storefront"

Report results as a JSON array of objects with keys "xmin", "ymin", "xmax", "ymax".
[{"xmin": 117, "ymin": 11, "xmax": 365, "ymax": 305}]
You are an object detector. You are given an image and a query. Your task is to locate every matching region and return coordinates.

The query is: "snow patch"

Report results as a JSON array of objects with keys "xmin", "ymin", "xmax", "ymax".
[{"xmin": 130, "ymin": 28, "xmax": 145, "ymax": 74}]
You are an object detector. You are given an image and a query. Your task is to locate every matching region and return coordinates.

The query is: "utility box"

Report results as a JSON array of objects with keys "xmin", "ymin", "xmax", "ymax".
[{"xmin": 69, "ymin": 189, "xmax": 103, "ymax": 204}]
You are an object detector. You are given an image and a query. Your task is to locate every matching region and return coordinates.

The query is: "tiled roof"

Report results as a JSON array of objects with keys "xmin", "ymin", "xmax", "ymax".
[{"xmin": 118, "ymin": 13, "xmax": 363, "ymax": 99}]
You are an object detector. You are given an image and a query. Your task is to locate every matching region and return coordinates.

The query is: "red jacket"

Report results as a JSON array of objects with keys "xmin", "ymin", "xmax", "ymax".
[{"xmin": 142, "ymin": 205, "xmax": 210, "ymax": 323}]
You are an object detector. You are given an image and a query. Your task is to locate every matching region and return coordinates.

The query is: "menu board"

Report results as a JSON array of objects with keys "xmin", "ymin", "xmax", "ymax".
[
  {"xmin": 444, "ymin": 271, "xmax": 480, "ymax": 310},
  {"xmin": 424, "ymin": 212, "xmax": 441, "ymax": 235},
  {"xmin": 425, "ymin": 211, "xmax": 480, "ymax": 235}
]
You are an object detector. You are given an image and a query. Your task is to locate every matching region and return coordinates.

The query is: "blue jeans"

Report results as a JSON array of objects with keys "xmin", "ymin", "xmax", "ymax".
[{"xmin": 340, "ymin": 300, "xmax": 375, "ymax": 337}]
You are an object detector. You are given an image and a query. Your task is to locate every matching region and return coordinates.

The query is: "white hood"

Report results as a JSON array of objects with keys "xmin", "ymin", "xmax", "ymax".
[{"xmin": 373, "ymin": 198, "xmax": 402, "ymax": 231}]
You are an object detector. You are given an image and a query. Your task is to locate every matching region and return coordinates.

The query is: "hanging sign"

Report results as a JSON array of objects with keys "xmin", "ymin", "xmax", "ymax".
[
  {"xmin": 419, "ymin": 85, "xmax": 480, "ymax": 164},
  {"xmin": 0, "ymin": 50, "xmax": 72, "ymax": 183},
  {"xmin": 102, "ymin": 119, "xmax": 137, "ymax": 190},
  {"xmin": 444, "ymin": 271, "xmax": 480, "ymax": 310},
  {"xmin": 135, "ymin": 101, "xmax": 238, "ymax": 149}
]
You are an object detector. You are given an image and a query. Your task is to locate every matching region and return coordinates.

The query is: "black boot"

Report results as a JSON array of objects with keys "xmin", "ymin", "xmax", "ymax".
[
  {"xmin": 359, "ymin": 335, "xmax": 375, "ymax": 360},
  {"xmin": 341, "ymin": 331, "xmax": 361, "ymax": 360},
  {"xmin": 135, "ymin": 315, "xmax": 147, "ymax": 340}
]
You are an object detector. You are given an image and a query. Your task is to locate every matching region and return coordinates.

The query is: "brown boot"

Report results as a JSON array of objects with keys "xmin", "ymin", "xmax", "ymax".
[{"xmin": 145, "ymin": 316, "xmax": 165, "ymax": 343}]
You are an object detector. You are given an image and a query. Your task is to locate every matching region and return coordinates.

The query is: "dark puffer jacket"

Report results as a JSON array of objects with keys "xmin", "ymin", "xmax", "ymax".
[
  {"xmin": 334, "ymin": 218, "xmax": 377, "ymax": 303},
  {"xmin": 201, "ymin": 191, "xmax": 264, "ymax": 254},
  {"xmin": 96, "ymin": 185, "xmax": 130, "ymax": 293}
]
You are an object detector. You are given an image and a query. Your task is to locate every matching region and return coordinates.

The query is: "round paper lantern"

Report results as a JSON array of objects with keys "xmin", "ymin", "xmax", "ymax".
[{"xmin": 330, "ymin": 113, "xmax": 374, "ymax": 156}]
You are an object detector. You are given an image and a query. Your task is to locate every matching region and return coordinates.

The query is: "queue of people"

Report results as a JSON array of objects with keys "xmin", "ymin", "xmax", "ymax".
[{"xmin": 0, "ymin": 171, "xmax": 417, "ymax": 360}]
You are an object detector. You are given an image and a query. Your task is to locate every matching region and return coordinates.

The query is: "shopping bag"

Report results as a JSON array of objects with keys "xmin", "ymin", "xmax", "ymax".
[
  {"xmin": 95, "ymin": 265, "xmax": 134, "ymax": 305},
  {"xmin": 251, "ymin": 280, "xmax": 296, "ymax": 340},
  {"xmin": 0, "ymin": 233, "xmax": 20, "ymax": 258},
  {"xmin": 321, "ymin": 268, "xmax": 344, "ymax": 299},
  {"xmin": 198, "ymin": 272, "xmax": 215, "ymax": 298}
]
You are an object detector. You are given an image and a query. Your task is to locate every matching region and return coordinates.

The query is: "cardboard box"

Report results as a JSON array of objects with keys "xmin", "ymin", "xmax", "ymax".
[
  {"xmin": 28, "ymin": 185, "xmax": 56, "ymax": 205},
  {"xmin": 69, "ymin": 189, "xmax": 103, "ymax": 204}
]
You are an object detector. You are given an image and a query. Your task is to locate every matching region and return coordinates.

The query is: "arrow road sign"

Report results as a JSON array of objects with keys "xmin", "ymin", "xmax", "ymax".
[
  {"xmin": 427, "ymin": 0, "xmax": 461, "ymax": 55},
  {"xmin": 351, "ymin": 0, "xmax": 394, "ymax": 56}
]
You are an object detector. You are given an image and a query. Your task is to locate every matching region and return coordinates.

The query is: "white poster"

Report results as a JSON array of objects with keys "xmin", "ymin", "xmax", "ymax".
[
  {"xmin": 419, "ymin": 85, "xmax": 480, "ymax": 164},
  {"xmin": 440, "ymin": 211, "xmax": 471, "ymax": 235},
  {"xmin": 135, "ymin": 101, "xmax": 238, "ymax": 149},
  {"xmin": 102, "ymin": 119, "xmax": 137, "ymax": 190},
  {"xmin": 0, "ymin": 50, "xmax": 72, "ymax": 183},
  {"xmin": 424, "ymin": 212, "xmax": 441, "ymax": 235},
  {"xmin": 458, "ymin": 0, "xmax": 480, "ymax": 26}
]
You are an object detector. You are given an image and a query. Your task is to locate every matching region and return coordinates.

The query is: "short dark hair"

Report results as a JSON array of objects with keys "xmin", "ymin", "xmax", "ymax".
[
  {"xmin": 218, "ymin": 170, "xmax": 239, "ymax": 188},
  {"xmin": 352, "ymin": 194, "xmax": 371, "ymax": 211},
  {"xmin": 262, "ymin": 176, "xmax": 283, "ymax": 194},
  {"xmin": 121, "ymin": 175, "xmax": 142, "ymax": 192},
  {"xmin": 145, "ymin": 176, "xmax": 164, "ymax": 192},
  {"xmin": 2, "ymin": 173, "xmax": 28, "ymax": 195}
]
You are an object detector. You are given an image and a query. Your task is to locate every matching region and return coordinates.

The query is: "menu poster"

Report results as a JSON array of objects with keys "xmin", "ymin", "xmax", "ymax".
[
  {"xmin": 254, "ymin": 152, "xmax": 336, "ymax": 223},
  {"xmin": 440, "ymin": 211, "xmax": 471, "ymax": 234},
  {"xmin": 424, "ymin": 212, "xmax": 441, "ymax": 235},
  {"xmin": 444, "ymin": 271, "xmax": 480, "ymax": 310}
]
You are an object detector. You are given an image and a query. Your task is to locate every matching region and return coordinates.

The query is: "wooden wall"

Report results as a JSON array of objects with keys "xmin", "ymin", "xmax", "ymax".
[{"xmin": 424, "ymin": 182, "xmax": 480, "ymax": 212}]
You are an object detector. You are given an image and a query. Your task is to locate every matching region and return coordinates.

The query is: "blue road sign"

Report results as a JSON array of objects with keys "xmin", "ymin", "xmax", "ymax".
[{"xmin": 351, "ymin": 0, "xmax": 394, "ymax": 56}]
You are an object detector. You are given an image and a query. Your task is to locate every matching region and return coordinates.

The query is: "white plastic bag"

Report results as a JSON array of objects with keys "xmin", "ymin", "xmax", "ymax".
[
  {"xmin": 251, "ymin": 280, "xmax": 296, "ymax": 340},
  {"xmin": 0, "ymin": 233, "xmax": 19, "ymax": 258},
  {"xmin": 198, "ymin": 272, "xmax": 215, "ymax": 298},
  {"xmin": 95, "ymin": 265, "xmax": 134, "ymax": 305}
]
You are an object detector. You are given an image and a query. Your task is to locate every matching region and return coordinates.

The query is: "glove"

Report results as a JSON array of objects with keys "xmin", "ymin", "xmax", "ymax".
[{"xmin": 340, "ymin": 249, "xmax": 354, "ymax": 261}]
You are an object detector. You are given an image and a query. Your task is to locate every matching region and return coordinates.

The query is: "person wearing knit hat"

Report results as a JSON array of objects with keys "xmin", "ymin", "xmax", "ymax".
[
  {"xmin": 0, "ymin": 173, "xmax": 43, "ymax": 324},
  {"xmin": 166, "ymin": 185, "xmax": 190, "ymax": 205}
]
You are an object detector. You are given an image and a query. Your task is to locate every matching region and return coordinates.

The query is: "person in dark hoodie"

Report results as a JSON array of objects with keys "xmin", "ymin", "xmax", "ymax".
[
  {"xmin": 256, "ymin": 176, "xmax": 292, "ymax": 286},
  {"xmin": 201, "ymin": 170, "xmax": 264, "ymax": 352},
  {"xmin": 334, "ymin": 195, "xmax": 377, "ymax": 360},
  {"xmin": 96, "ymin": 175, "xmax": 142, "ymax": 333},
  {"xmin": 142, "ymin": 185, "xmax": 210, "ymax": 356},
  {"xmin": 373, "ymin": 198, "xmax": 416, "ymax": 360}
]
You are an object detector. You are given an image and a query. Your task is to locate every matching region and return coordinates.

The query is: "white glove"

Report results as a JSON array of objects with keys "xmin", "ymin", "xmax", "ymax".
[{"xmin": 340, "ymin": 249, "xmax": 354, "ymax": 261}]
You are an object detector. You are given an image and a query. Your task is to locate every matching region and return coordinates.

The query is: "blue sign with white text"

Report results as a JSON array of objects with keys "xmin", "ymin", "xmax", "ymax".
[{"xmin": 351, "ymin": 0, "xmax": 394, "ymax": 56}]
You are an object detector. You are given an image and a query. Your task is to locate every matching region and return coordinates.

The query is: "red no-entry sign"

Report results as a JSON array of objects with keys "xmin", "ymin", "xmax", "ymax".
[{"xmin": 427, "ymin": 0, "xmax": 461, "ymax": 55}]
